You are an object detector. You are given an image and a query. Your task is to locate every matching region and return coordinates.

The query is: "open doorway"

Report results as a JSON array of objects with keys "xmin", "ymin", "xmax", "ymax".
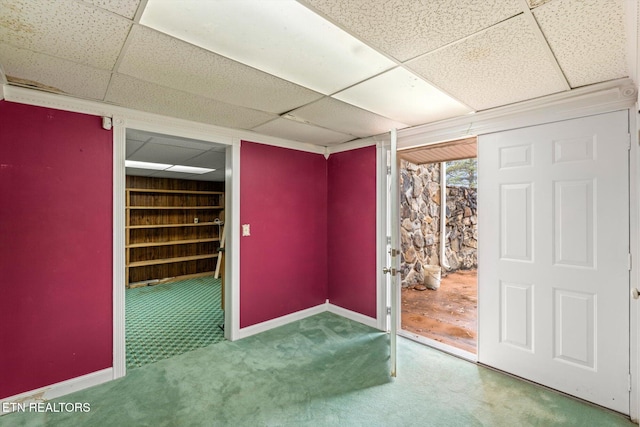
[
  {"xmin": 124, "ymin": 129, "xmax": 227, "ymax": 369},
  {"xmin": 396, "ymin": 137, "xmax": 478, "ymax": 358}
]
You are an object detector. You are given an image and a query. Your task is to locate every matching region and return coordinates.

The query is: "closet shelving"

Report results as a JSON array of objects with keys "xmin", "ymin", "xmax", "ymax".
[{"xmin": 125, "ymin": 176, "xmax": 224, "ymax": 287}]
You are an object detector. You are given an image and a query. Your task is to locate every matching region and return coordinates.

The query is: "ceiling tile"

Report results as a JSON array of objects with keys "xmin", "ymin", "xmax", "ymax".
[
  {"xmin": 83, "ymin": 0, "xmax": 141, "ymax": 19},
  {"xmin": 184, "ymin": 151, "xmax": 226, "ymax": 169},
  {"xmin": 526, "ymin": 0, "xmax": 553, "ymax": 8},
  {"xmin": 334, "ymin": 68, "xmax": 472, "ymax": 126},
  {"xmin": 252, "ymin": 118, "xmax": 354, "ymax": 146},
  {"xmin": 105, "ymin": 74, "xmax": 277, "ymax": 129},
  {"xmin": 125, "ymin": 167, "xmax": 157, "ymax": 177},
  {"xmin": 128, "ymin": 143, "xmax": 204, "ymax": 164},
  {"xmin": 0, "ymin": 0, "xmax": 131, "ymax": 69},
  {"xmin": 125, "ymin": 140, "xmax": 145, "ymax": 158},
  {"xmin": 286, "ymin": 97, "xmax": 409, "ymax": 138},
  {"xmin": 147, "ymin": 170, "xmax": 222, "ymax": 181},
  {"xmin": 118, "ymin": 26, "xmax": 323, "ymax": 114},
  {"xmin": 302, "ymin": 0, "xmax": 523, "ymax": 62},
  {"xmin": 407, "ymin": 14, "xmax": 568, "ymax": 111},
  {"xmin": 126, "ymin": 129, "xmax": 152, "ymax": 143},
  {"xmin": 533, "ymin": 0, "xmax": 627, "ymax": 88},
  {"xmin": 147, "ymin": 134, "xmax": 222, "ymax": 151},
  {"xmin": 0, "ymin": 43, "xmax": 111, "ymax": 100},
  {"xmin": 140, "ymin": 0, "xmax": 395, "ymax": 94}
]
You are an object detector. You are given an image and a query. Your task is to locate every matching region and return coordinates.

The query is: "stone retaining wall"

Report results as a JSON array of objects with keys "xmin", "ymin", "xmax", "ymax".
[{"xmin": 400, "ymin": 160, "xmax": 477, "ymax": 288}]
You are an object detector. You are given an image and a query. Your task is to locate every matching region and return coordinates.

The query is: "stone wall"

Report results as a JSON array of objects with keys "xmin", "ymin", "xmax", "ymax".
[{"xmin": 400, "ymin": 160, "xmax": 478, "ymax": 288}]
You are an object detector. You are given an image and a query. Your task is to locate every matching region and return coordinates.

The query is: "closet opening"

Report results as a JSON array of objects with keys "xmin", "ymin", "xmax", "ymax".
[
  {"xmin": 124, "ymin": 128, "xmax": 227, "ymax": 369},
  {"xmin": 397, "ymin": 137, "xmax": 478, "ymax": 359}
]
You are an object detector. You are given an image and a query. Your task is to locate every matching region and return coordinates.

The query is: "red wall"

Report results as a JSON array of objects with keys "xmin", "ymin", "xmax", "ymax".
[
  {"xmin": 0, "ymin": 102, "xmax": 113, "ymax": 399},
  {"xmin": 327, "ymin": 146, "xmax": 377, "ymax": 318},
  {"xmin": 239, "ymin": 142, "xmax": 328, "ymax": 327}
]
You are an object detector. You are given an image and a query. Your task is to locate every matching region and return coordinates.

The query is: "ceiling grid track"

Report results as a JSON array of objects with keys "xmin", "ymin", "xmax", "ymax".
[{"xmin": 518, "ymin": 0, "xmax": 571, "ymax": 91}]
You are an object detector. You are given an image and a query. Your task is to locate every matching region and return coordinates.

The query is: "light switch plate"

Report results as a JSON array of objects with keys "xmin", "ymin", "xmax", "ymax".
[{"xmin": 242, "ymin": 224, "xmax": 251, "ymax": 236}]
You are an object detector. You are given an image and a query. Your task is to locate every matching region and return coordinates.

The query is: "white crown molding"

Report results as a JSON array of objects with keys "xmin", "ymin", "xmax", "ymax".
[
  {"xmin": 396, "ymin": 78, "xmax": 638, "ymax": 149},
  {"xmin": 1, "ymin": 85, "xmax": 325, "ymax": 155},
  {"xmin": 327, "ymin": 133, "xmax": 391, "ymax": 155},
  {"xmin": 0, "ymin": 85, "xmax": 4, "ymax": 101}
]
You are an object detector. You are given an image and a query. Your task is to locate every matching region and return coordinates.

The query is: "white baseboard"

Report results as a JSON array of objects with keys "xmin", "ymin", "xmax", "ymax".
[
  {"xmin": 1, "ymin": 368, "xmax": 113, "ymax": 416},
  {"xmin": 327, "ymin": 303, "xmax": 378, "ymax": 329},
  {"xmin": 234, "ymin": 303, "xmax": 328, "ymax": 340}
]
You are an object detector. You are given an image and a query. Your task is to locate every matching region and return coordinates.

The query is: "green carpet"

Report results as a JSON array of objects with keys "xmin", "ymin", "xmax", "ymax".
[
  {"xmin": 126, "ymin": 277, "xmax": 224, "ymax": 369},
  {"xmin": 0, "ymin": 312, "xmax": 634, "ymax": 426}
]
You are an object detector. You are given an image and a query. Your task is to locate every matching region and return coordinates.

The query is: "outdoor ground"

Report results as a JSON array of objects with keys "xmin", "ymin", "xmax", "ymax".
[{"xmin": 401, "ymin": 269, "xmax": 477, "ymax": 354}]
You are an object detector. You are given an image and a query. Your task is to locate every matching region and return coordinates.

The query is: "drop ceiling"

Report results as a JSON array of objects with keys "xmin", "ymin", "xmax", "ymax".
[
  {"xmin": 0, "ymin": 0, "xmax": 631, "ymax": 148},
  {"xmin": 126, "ymin": 129, "xmax": 226, "ymax": 182}
]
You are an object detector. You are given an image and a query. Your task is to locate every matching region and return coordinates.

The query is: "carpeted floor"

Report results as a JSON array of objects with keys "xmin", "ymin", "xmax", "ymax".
[
  {"xmin": 0, "ymin": 312, "xmax": 634, "ymax": 426},
  {"xmin": 126, "ymin": 277, "xmax": 225, "ymax": 369}
]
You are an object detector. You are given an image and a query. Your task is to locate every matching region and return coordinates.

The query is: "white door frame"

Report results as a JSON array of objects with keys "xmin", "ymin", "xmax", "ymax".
[
  {"xmin": 111, "ymin": 115, "xmax": 241, "ymax": 379},
  {"xmin": 394, "ymin": 79, "xmax": 639, "ymax": 421}
]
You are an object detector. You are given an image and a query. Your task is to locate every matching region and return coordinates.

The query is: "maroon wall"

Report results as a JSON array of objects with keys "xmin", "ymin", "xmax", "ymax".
[
  {"xmin": 0, "ymin": 102, "xmax": 113, "ymax": 399},
  {"xmin": 239, "ymin": 142, "xmax": 328, "ymax": 327},
  {"xmin": 327, "ymin": 146, "xmax": 377, "ymax": 318}
]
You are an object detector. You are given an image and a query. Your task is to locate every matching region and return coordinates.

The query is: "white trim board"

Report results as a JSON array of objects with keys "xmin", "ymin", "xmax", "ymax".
[
  {"xmin": 0, "ymin": 368, "xmax": 113, "ymax": 416},
  {"xmin": 233, "ymin": 303, "xmax": 327, "ymax": 340},
  {"xmin": 226, "ymin": 140, "xmax": 242, "ymax": 342},
  {"xmin": 630, "ymin": 107, "xmax": 640, "ymax": 424},
  {"xmin": 396, "ymin": 78, "xmax": 637, "ymax": 149},
  {"xmin": 1, "ymin": 85, "xmax": 324, "ymax": 155},
  {"xmin": 112, "ymin": 116, "xmax": 126, "ymax": 381},
  {"xmin": 234, "ymin": 302, "xmax": 379, "ymax": 341},
  {"xmin": 327, "ymin": 304, "xmax": 378, "ymax": 329}
]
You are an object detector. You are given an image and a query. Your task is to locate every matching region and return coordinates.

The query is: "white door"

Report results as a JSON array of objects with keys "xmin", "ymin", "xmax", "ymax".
[{"xmin": 478, "ymin": 111, "xmax": 630, "ymax": 414}]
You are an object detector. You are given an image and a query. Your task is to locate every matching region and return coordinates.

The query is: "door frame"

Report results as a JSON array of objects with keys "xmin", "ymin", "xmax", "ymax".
[
  {"xmin": 111, "ymin": 115, "xmax": 241, "ymax": 379},
  {"xmin": 392, "ymin": 79, "xmax": 639, "ymax": 421}
]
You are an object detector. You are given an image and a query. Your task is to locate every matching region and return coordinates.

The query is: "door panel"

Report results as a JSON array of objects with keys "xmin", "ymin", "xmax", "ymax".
[{"xmin": 478, "ymin": 111, "xmax": 630, "ymax": 414}]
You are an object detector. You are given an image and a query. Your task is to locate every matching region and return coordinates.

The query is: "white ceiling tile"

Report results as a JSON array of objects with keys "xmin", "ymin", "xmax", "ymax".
[
  {"xmin": 147, "ymin": 135, "xmax": 221, "ymax": 151},
  {"xmin": 185, "ymin": 151, "xmax": 226, "ymax": 169},
  {"xmin": 147, "ymin": 170, "xmax": 223, "ymax": 181},
  {"xmin": 140, "ymin": 0, "xmax": 395, "ymax": 94},
  {"xmin": 0, "ymin": 0, "xmax": 131, "ymax": 69},
  {"xmin": 125, "ymin": 167, "xmax": 158, "ymax": 177},
  {"xmin": 83, "ymin": 0, "xmax": 141, "ymax": 19},
  {"xmin": 128, "ymin": 143, "xmax": 204, "ymax": 164},
  {"xmin": 286, "ymin": 97, "xmax": 409, "ymax": 138},
  {"xmin": 125, "ymin": 140, "xmax": 145, "ymax": 157},
  {"xmin": 302, "ymin": 0, "xmax": 523, "ymax": 62},
  {"xmin": 0, "ymin": 43, "xmax": 111, "ymax": 100},
  {"xmin": 105, "ymin": 74, "xmax": 277, "ymax": 129},
  {"xmin": 407, "ymin": 15, "xmax": 568, "ymax": 111},
  {"xmin": 533, "ymin": 0, "xmax": 627, "ymax": 88},
  {"xmin": 526, "ymin": 0, "xmax": 553, "ymax": 8},
  {"xmin": 126, "ymin": 129, "xmax": 152, "ymax": 143},
  {"xmin": 334, "ymin": 68, "xmax": 472, "ymax": 126},
  {"xmin": 119, "ymin": 26, "xmax": 323, "ymax": 114},
  {"xmin": 252, "ymin": 118, "xmax": 354, "ymax": 145}
]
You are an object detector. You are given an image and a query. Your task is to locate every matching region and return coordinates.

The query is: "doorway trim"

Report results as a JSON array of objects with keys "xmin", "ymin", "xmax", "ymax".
[{"xmin": 111, "ymin": 114, "xmax": 240, "ymax": 379}]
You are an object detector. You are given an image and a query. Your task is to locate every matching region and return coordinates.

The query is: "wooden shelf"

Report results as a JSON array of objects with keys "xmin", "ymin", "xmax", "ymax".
[
  {"xmin": 126, "ymin": 238, "xmax": 220, "ymax": 248},
  {"xmin": 126, "ymin": 188, "xmax": 223, "ymax": 195},
  {"xmin": 125, "ymin": 176, "xmax": 224, "ymax": 287},
  {"xmin": 127, "ymin": 205, "xmax": 223, "ymax": 210},
  {"xmin": 126, "ymin": 222, "xmax": 220, "ymax": 229},
  {"xmin": 128, "ymin": 254, "xmax": 218, "ymax": 268}
]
